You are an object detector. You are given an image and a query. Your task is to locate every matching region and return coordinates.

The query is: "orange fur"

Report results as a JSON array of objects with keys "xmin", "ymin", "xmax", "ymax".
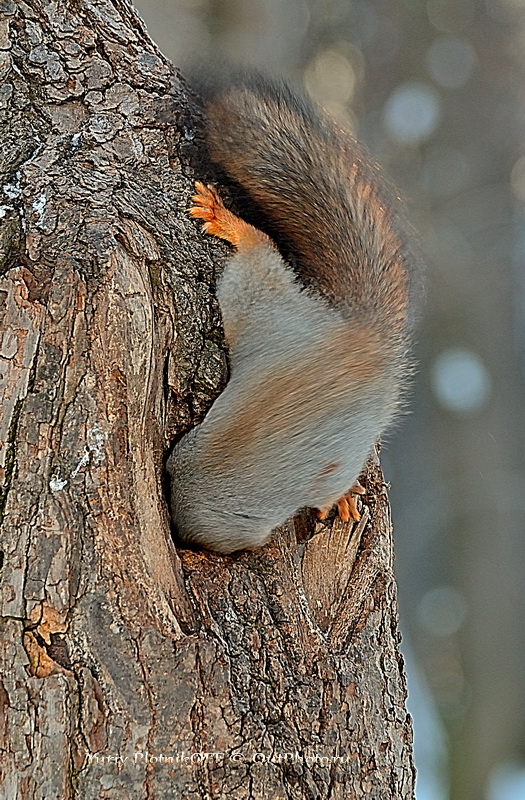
[{"xmin": 190, "ymin": 181, "xmax": 272, "ymax": 251}]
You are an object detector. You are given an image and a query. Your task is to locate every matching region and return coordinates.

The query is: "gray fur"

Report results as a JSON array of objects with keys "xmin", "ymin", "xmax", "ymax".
[{"xmin": 167, "ymin": 247, "xmax": 401, "ymax": 553}]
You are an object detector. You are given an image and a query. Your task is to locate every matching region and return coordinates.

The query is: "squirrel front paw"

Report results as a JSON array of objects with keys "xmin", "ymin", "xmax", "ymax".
[{"xmin": 317, "ymin": 481, "xmax": 366, "ymax": 523}]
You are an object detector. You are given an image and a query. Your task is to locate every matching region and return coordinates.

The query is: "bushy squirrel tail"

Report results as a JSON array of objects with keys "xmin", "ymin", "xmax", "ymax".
[{"xmin": 187, "ymin": 65, "xmax": 421, "ymax": 348}]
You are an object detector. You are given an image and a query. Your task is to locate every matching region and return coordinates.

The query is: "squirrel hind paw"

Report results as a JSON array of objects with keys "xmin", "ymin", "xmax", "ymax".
[
  {"xmin": 317, "ymin": 481, "xmax": 366, "ymax": 524},
  {"xmin": 189, "ymin": 181, "xmax": 223, "ymax": 224},
  {"xmin": 189, "ymin": 180, "xmax": 271, "ymax": 250},
  {"xmin": 189, "ymin": 180, "xmax": 241, "ymax": 244}
]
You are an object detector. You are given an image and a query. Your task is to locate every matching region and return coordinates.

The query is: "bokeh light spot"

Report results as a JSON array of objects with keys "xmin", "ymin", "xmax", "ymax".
[
  {"xmin": 418, "ymin": 586, "xmax": 468, "ymax": 637},
  {"xmin": 426, "ymin": 35, "xmax": 477, "ymax": 88},
  {"xmin": 431, "ymin": 348, "xmax": 491, "ymax": 413},
  {"xmin": 384, "ymin": 81, "xmax": 441, "ymax": 144}
]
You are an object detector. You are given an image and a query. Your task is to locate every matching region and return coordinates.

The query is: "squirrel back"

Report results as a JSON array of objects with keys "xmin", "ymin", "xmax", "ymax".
[{"xmin": 188, "ymin": 67, "xmax": 421, "ymax": 354}]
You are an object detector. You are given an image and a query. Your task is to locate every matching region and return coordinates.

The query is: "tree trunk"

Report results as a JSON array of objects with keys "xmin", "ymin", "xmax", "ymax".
[{"xmin": 0, "ymin": 1, "xmax": 415, "ymax": 797}]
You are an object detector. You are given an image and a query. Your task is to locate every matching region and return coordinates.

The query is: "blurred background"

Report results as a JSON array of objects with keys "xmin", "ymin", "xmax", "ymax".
[{"xmin": 133, "ymin": 1, "xmax": 525, "ymax": 798}]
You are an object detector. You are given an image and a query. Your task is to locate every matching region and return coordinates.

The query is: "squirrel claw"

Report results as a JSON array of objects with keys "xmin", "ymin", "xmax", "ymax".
[
  {"xmin": 317, "ymin": 481, "xmax": 366, "ymax": 524},
  {"xmin": 189, "ymin": 180, "xmax": 243, "ymax": 244},
  {"xmin": 189, "ymin": 182, "xmax": 222, "ymax": 224}
]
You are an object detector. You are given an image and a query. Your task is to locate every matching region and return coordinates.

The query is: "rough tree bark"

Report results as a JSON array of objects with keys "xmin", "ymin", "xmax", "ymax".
[{"xmin": 0, "ymin": 1, "xmax": 415, "ymax": 797}]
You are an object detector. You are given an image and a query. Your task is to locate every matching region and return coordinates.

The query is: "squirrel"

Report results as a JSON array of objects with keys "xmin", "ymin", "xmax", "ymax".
[{"xmin": 167, "ymin": 68, "xmax": 421, "ymax": 554}]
